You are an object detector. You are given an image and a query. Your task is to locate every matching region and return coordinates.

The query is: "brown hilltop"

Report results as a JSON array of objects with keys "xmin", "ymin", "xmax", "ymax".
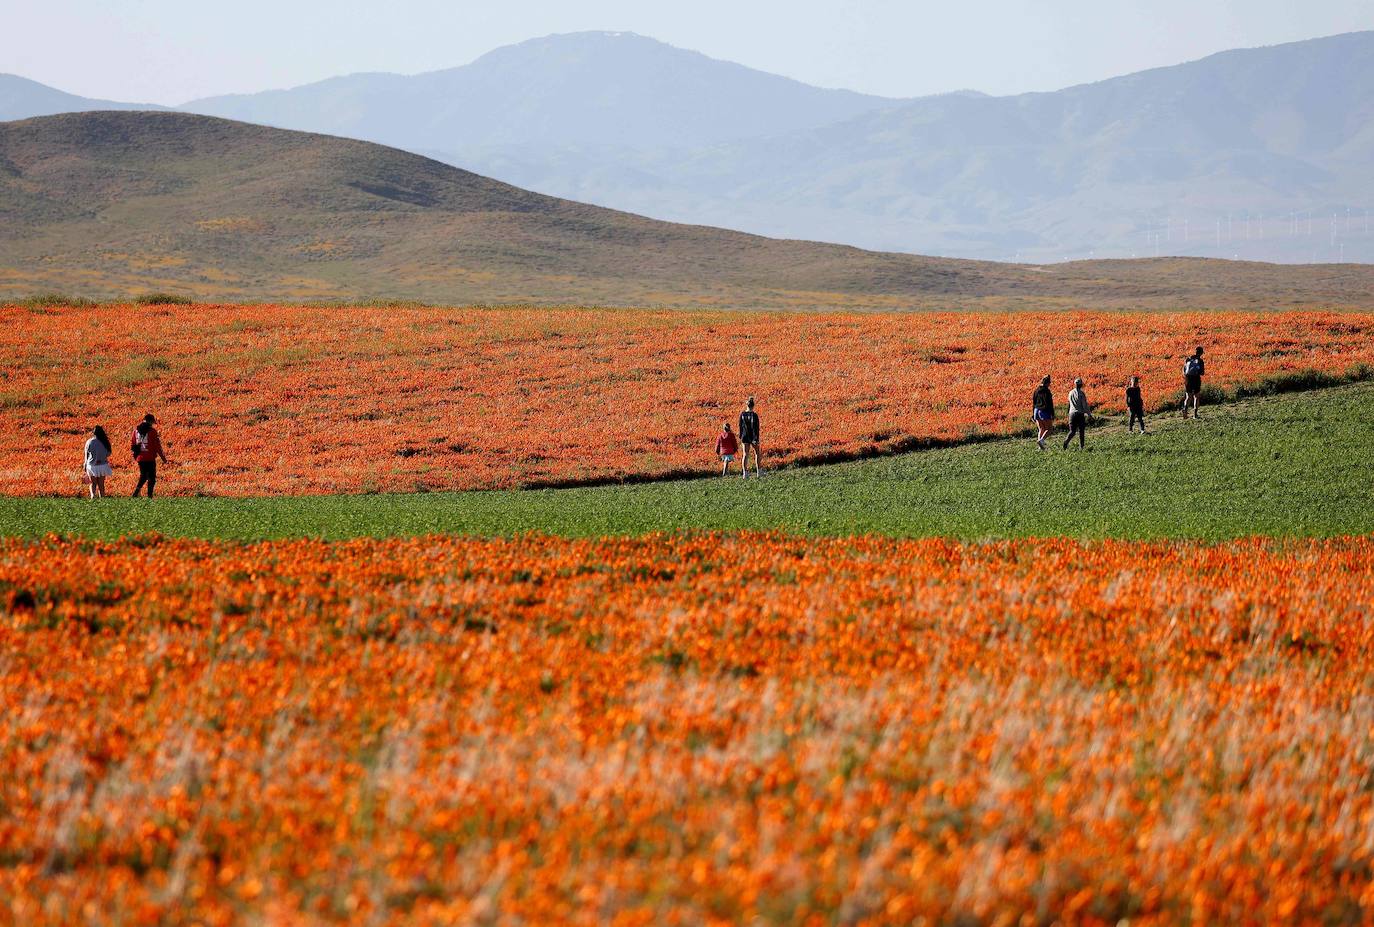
[{"xmin": 2, "ymin": 110, "xmax": 1373, "ymax": 308}]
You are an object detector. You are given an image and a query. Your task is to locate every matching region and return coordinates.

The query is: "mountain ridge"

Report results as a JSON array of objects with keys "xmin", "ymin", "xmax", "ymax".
[
  {"xmin": 180, "ymin": 31, "xmax": 904, "ymax": 151},
  {"xmin": 180, "ymin": 29, "xmax": 1374, "ymax": 263},
  {"xmin": 3, "ymin": 31, "xmax": 1372, "ymax": 264},
  {"xmin": 0, "ymin": 73, "xmax": 168, "ymax": 122}
]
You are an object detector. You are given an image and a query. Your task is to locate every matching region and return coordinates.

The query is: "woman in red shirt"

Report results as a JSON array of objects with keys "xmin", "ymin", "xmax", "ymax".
[
  {"xmin": 715, "ymin": 422, "xmax": 739, "ymax": 477},
  {"xmin": 131, "ymin": 413, "xmax": 169, "ymax": 497}
]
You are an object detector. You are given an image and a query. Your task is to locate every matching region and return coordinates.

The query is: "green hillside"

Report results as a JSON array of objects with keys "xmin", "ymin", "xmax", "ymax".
[{"xmin": 5, "ymin": 382, "xmax": 1371, "ymax": 541}]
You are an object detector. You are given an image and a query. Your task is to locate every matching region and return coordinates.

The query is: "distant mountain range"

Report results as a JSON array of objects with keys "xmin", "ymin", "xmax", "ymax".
[
  {"xmin": 2, "ymin": 30, "xmax": 1373, "ymax": 263},
  {"xmin": 5, "ymin": 111, "xmax": 1374, "ymax": 307},
  {"xmin": 183, "ymin": 32, "xmax": 903, "ymax": 150}
]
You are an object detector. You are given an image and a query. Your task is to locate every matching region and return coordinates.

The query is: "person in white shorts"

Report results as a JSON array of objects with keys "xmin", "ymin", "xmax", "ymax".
[{"xmin": 84, "ymin": 426, "xmax": 114, "ymax": 498}]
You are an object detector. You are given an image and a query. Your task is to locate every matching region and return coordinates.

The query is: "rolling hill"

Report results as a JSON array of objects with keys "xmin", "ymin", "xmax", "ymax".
[{"xmin": 3, "ymin": 110, "xmax": 1374, "ymax": 307}]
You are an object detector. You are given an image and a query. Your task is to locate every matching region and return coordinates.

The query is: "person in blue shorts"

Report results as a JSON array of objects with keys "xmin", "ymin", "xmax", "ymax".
[{"xmin": 715, "ymin": 422, "xmax": 739, "ymax": 476}]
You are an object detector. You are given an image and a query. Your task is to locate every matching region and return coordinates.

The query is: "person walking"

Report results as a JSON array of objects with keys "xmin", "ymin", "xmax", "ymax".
[
  {"xmin": 1126, "ymin": 376, "xmax": 1147, "ymax": 434},
  {"xmin": 83, "ymin": 426, "xmax": 114, "ymax": 498},
  {"xmin": 715, "ymin": 422, "xmax": 739, "ymax": 477},
  {"xmin": 130, "ymin": 414, "xmax": 168, "ymax": 497},
  {"xmin": 1031, "ymin": 376, "xmax": 1055, "ymax": 449},
  {"xmin": 1181, "ymin": 346, "xmax": 1205, "ymax": 419},
  {"xmin": 738, "ymin": 396, "xmax": 762, "ymax": 477},
  {"xmin": 1063, "ymin": 378, "xmax": 1091, "ymax": 450}
]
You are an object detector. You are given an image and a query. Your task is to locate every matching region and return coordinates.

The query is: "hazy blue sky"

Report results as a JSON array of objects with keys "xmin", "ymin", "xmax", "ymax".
[{"xmin": 9, "ymin": 0, "xmax": 1372, "ymax": 103}]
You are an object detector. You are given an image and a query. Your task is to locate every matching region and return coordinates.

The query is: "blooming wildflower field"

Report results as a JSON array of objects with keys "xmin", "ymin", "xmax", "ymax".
[
  {"xmin": 2, "ymin": 302, "xmax": 1372, "ymax": 496},
  {"xmin": 5, "ymin": 300, "xmax": 1374, "ymax": 924},
  {"xmin": 3, "ymin": 533, "xmax": 1374, "ymax": 925}
]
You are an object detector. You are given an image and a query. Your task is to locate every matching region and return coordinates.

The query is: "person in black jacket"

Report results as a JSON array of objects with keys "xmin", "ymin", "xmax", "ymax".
[
  {"xmin": 1031, "ymin": 376, "xmax": 1055, "ymax": 450},
  {"xmin": 1181, "ymin": 346, "xmax": 1205, "ymax": 419},
  {"xmin": 738, "ymin": 396, "xmax": 762, "ymax": 478},
  {"xmin": 1126, "ymin": 376, "xmax": 1147, "ymax": 433}
]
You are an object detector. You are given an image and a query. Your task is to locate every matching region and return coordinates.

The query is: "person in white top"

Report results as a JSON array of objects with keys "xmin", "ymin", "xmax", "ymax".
[
  {"xmin": 1062, "ymin": 379, "xmax": 1091, "ymax": 450},
  {"xmin": 83, "ymin": 426, "xmax": 114, "ymax": 498}
]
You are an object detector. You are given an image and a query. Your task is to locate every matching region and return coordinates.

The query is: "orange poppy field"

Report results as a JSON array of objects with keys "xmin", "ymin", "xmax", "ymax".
[
  {"xmin": 3, "ymin": 533, "xmax": 1373, "ymax": 924},
  {"xmin": 3, "ymin": 302, "xmax": 1373, "ymax": 496}
]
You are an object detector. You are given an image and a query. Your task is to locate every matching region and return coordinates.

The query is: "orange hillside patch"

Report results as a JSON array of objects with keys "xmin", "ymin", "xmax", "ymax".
[
  {"xmin": 3, "ymin": 303, "xmax": 1372, "ymax": 496},
  {"xmin": 3, "ymin": 534, "xmax": 1373, "ymax": 923}
]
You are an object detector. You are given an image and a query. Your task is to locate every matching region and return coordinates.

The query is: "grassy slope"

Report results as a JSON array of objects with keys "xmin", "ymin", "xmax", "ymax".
[
  {"xmin": 7, "ymin": 112, "xmax": 1374, "ymax": 308},
  {"xmin": 3, "ymin": 382, "xmax": 1371, "ymax": 541}
]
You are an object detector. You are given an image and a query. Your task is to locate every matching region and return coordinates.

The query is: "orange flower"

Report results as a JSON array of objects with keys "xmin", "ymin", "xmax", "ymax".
[
  {"xmin": 3, "ymin": 302, "xmax": 1372, "ymax": 495},
  {"xmin": 0, "ymin": 533, "xmax": 1371, "ymax": 922}
]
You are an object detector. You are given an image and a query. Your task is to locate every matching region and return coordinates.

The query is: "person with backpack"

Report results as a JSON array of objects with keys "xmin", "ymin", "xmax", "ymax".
[
  {"xmin": 83, "ymin": 426, "xmax": 114, "ymax": 499},
  {"xmin": 130, "ymin": 413, "xmax": 168, "ymax": 497},
  {"xmin": 1031, "ymin": 375, "xmax": 1055, "ymax": 449},
  {"xmin": 1181, "ymin": 346, "xmax": 1205, "ymax": 419},
  {"xmin": 738, "ymin": 396, "xmax": 762, "ymax": 478},
  {"xmin": 1063, "ymin": 378, "xmax": 1091, "ymax": 450},
  {"xmin": 1125, "ymin": 376, "xmax": 1147, "ymax": 434},
  {"xmin": 715, "ymin": 422, "xmax": 740, "ymax": 477}
]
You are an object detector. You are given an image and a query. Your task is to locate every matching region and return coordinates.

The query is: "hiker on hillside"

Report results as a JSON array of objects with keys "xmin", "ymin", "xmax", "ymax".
[
  {"xmin": 131, "ymin": 413, "xmax": 168, "ymax": 497},
  {"xmin": 715, "ymin": 422, "xmax": 740, "ymax": 477},
  {"xmin": 1063, "ymin": 378, "xmax": 1091, "ymax": 450},
  {"xmin": 1181, "ymin": 346, "xmax": 1205, "ymax": 419},
  {"xmin": 1032, "ymin": 375, "xmax": 1055, "ymax": 449},
  {"xmin": 738, "ymin": 396, "xmax": 762, "ymax": 478},
  {"xmin": 83, "ymin": 426, "xmax": 114, "ymax": 499},
  {"xmin": 1126, "ymin": 376, "xmax": 1147, "ymax": 433}
]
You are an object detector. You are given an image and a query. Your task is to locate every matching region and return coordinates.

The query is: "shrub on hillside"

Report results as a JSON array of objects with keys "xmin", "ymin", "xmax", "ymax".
[
  {"xmin": 6, "ymin": 293, "xmax": 99, "ymax": 309},
  {"xmin": 134, "ymin": 292, "xmax": 195, "ymax": 306}
]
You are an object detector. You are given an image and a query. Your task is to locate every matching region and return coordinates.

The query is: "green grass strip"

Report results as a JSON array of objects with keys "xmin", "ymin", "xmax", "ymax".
[{"xmin": 2, "ymin": 382, "xmax": 1372, "ymax": 541}]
